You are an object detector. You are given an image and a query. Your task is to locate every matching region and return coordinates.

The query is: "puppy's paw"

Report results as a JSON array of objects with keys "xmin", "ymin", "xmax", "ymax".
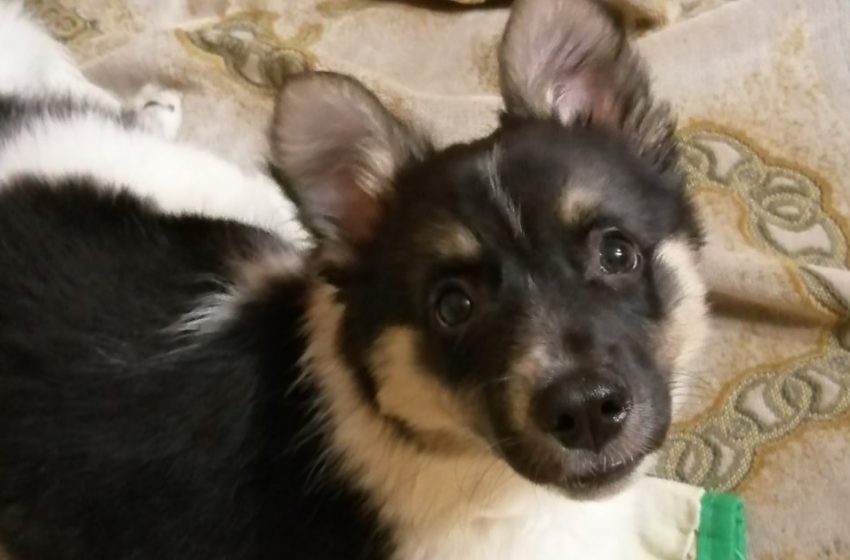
[{"xmin": 131, "ymin": 84, "xmax": 183, "ymax": 140}]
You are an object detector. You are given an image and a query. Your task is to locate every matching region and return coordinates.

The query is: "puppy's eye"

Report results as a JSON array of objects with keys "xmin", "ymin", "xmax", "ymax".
[
  {"xmin": 434, "ymin": 284, "xmax": 474, "ymax": 327},
  {"xmin": 598, "ymin": 229, "xmax": 641, "ymax": 274}
]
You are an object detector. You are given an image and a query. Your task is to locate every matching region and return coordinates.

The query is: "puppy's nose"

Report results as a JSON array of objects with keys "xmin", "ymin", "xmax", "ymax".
[{"xmin": 533, "ymin": 375, "xmax": 631, "ymax": 452}]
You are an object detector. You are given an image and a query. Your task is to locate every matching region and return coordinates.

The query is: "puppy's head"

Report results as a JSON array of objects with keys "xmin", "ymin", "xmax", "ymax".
[{"xmin": 270, "ymin": 0, "xmax": 706, "ymax": 498}]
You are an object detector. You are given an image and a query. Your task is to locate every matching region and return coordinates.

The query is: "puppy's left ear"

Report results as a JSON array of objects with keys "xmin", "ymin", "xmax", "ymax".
[
  {"xmin": 270, "ymin": 72, "xmax": 430, "ymax": 265},
  {"xmin": 499, "ymin": 0, "xmax": 675, "ymax": 168}
]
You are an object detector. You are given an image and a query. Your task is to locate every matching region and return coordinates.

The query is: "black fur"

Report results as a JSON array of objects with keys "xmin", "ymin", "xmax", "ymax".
[{"xmin": 0, "ymin": 178, "xmax": 390, "ymax": 560}]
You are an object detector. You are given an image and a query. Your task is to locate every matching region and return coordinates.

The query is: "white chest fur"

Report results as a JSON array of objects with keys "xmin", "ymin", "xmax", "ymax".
[
  {"xmin": 395, "ymin": 474, "xmax": 705, "ymax": 560},
  {"xmin": 389, "ymin": 463, "xmax": 645, "ymax": 560}
]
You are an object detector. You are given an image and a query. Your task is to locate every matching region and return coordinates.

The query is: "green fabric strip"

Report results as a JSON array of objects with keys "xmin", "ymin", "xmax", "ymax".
[{"xmin": 698, "ymin": 492, "xmax": 747, "ymax": 560}]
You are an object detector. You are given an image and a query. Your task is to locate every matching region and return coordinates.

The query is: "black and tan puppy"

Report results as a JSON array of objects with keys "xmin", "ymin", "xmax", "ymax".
[{"xmin": 0, "ymin": 0, "xmax": 707, "ymax": 558}]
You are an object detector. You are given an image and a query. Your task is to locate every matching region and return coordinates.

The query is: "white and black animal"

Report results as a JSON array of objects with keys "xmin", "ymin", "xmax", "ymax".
[{"xmin": 0, "ymin": 1, "xmax": 708, "ymax": 559}]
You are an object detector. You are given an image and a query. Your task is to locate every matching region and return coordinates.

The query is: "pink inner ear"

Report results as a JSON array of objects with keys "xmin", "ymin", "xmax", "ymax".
[
  {"xmin": 553, "ymin": 79, "xmax": 596, "ymax": 124},
  {"xmin": 549, "ymin": 61, "xmax": 626, "ymax": 129},
  {"xmin": 500, "ymin": 0, "xmax": 639, "ymax": 129},
  {"xmin": 272, "ymin": 73, "xmax": 429, "ymax": 252},
  {"xmin": 304, "ymin": 165, "xmax": 383, "ymax": 245},
  {"xmin": 336, "ymin": 175, "xmax": 382, "ymax": 245}
]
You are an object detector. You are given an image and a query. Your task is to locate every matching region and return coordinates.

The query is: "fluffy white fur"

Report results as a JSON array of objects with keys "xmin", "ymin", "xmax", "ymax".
[
  {"xmin": 0, "ymin": 115, "xmax": 309, "ymax": 245},
  {"xmin": 0, "ymin": 2, "xmax": 119, "ymax": 108},
  {"xmin": 0, "ymin": 3, "xmax": 310, "ymax": 249}
]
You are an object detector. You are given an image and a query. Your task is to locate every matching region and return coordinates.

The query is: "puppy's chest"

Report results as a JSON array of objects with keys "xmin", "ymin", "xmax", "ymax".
[{"xmin": 386, "ymin": 484, "xmax": 640, "ymax": 560}]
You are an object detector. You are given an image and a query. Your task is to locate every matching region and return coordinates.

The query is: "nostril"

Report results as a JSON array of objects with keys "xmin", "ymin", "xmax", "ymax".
[
  {"xmin": 555, "ymin": 413, "xmax": 576, "ymax": 434},
  {"xmin": 600, "ymin": 398, "xmax": 627, "ymax": 421}
]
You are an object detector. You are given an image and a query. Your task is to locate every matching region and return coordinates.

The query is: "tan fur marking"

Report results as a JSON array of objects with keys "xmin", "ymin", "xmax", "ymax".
[
  {"xmin": 560, "ymin": 186, "xmax": 601, "ymax": 226},
  {"xmin": 421, "ymin": 224, "xmax": 481, "ymax": 259},
  {"xmin": 506, "ymin": 342, "xmax": 551, "ymax": 429},
  {"xmin": 237, "ymin": 249, "xmax": 306, "ymax": 293},
  {"xmin": 368, "ymin": 327, "xmax": 480, "ymax": 443},
  {"xmin": 174, "ymin": 248, "xmax": 306, "ymax": 335},
  {"xmin": 653, "ymin": 239, "xmax": 709, "ymax": 413},
  {"xmin": 303, "ymin": 284, "xmax": 535, "ymax": 531}
]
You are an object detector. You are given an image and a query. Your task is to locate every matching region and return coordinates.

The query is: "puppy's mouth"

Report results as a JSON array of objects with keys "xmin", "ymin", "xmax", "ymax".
[
  {"xmin": 491, "ymin": 428, "xmax": 651, "ymax": 497},
  {"xmin": 561, "ymin": 455, "xmax": 641, "ymax": 494}
]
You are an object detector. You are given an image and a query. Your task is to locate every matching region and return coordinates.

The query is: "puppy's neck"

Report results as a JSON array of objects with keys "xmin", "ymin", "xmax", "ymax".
[{"xmin": 302, "ymin": 282, "xmax": 545, "ymax": 527}]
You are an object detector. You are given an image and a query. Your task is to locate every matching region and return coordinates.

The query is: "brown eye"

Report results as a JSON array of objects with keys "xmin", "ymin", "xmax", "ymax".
[
  {"xmin": 598, "ymin": 229, "xmax": 641, "ymax": 274},
  {"xmin": 434, "ymin": 285, "xmax": 473, "ymax": 327}
]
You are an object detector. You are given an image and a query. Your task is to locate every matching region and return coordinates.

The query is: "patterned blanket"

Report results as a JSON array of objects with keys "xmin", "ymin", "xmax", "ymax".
[{"xmin": 25, "ymin": 0, "xmax": 850, "ymax": 557}]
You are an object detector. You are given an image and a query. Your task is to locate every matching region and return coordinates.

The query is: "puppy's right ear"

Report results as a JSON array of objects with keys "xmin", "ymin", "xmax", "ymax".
[
  {"xmin": 499, "ymin": 0, "xmax": 676, "ymax": 169},
  {"xmin": 270, "ymin": 72, "xmax": 429, "ymax": 265}
]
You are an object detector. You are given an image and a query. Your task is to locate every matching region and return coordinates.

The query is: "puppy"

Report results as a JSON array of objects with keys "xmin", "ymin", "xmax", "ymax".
[{"xmin": 0, "ymin": 0, "xmax": 707, "ymax": 559}]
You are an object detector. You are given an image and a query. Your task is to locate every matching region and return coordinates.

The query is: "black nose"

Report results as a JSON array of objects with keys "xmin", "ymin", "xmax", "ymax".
[{"xmin": 533, "ymin": 375, "xmax": 632, "ymax": 452}]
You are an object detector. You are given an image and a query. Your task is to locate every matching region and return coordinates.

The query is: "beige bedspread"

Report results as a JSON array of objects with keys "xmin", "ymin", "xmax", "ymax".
[{"xmin": 24, "ymin": 0, "xmax": 850, "ymax": 557}]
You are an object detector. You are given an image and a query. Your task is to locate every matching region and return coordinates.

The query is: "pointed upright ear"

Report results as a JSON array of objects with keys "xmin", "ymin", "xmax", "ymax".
[
  {"xmin": 269, "ymin": 72, "xmax": 430, "ymax": 263},
  {"xmin": 499, "ymin": 0, "xmax": 676, "ymax": 168}
]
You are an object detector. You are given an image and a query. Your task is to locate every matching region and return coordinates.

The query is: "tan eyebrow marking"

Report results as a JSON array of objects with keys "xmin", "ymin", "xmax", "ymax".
[
  {"xmin": 420, "ymin": 223, "xmax": 481, "ymax": 259},
  {"xmin": 560, "ymin": 184, "xmax": 601, "ymax": 226}
]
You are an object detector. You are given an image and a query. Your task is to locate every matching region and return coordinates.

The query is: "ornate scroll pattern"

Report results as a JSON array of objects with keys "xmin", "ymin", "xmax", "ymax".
[
  {"xmin": 178, "ymin": 11, "xmax": 320, "ymax": 93},
  {"xmin": 656, "ymin": 128, "xmax": 850, "ymax": 491},
  {"xmin": 25, "ymin": 0, "xmax": 98, "ymax": 43}
]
